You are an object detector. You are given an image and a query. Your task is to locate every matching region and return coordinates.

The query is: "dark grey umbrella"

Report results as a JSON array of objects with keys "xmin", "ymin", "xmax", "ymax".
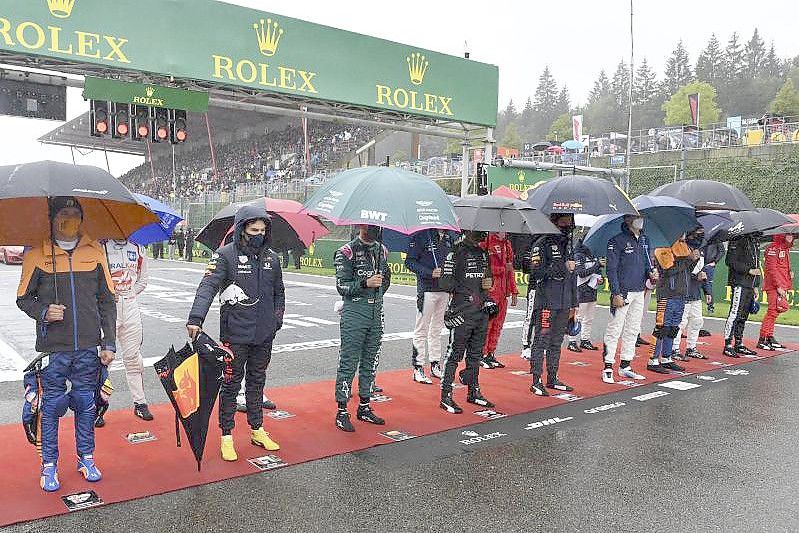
[
  {"xmin": 525, "ymin": 174, "xmax": 638, "ymax": 216},
  {"xmin": 453, "ymin": 196, "xmax": 559, "ymax": 234},
  {"xmin": 721, "ymin": 208, "xmax": 793, "ymax": 239},
  {"xmin": 0, "ymin": 160, "xmax": 157, "ymax": 245},
  {"xmin": 650, "ymin": 180, "xmax": 755, "ymax": 211}
]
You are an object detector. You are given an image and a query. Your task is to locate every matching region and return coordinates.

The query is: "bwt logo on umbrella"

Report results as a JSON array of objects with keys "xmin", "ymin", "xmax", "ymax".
[{"xmin": 360, "ymin": 210, "xmax": 388, "ymax": 222}]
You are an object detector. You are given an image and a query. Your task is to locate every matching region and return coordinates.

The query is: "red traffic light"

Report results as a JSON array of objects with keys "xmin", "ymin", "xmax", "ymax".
[
  {"xmin": 175, "ymin": 129, "xmax": 187, "ymax": 142},
  {"xmin": 95, "ymin": 118, "xmax": 108, "ymax": 134},
  {"xmin": 116, "ymin": 122, "xmax": 129, "ymax": 136},
  {"xmin": 156, "ymin": 126, "xmax": 169, "ymax": 140},
  {"xmin": 137, "ymin": 123, "xmax": 149, "ymax": 137}
]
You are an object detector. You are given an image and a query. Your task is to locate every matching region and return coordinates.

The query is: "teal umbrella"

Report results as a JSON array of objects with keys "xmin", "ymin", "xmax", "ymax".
[{"xmin": 303, "ymin": 167, "xmax": 458, "ymax": 234}]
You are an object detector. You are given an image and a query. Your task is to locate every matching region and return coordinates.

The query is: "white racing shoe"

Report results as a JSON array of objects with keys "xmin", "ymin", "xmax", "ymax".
[
  {"xmin": 618, "ymin": 366, "xmax": 646, "ymax": 380},
  {"xmin": 413, "ymin": 366, "xmax": 433, "ymax": 384},
  {"xmin": 601, "ymin": 368, "xmax": 614, "ymax": 384}
]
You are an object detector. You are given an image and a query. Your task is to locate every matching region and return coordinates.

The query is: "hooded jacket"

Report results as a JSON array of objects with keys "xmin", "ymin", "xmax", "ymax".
[
  {"xmin": 479, "ymin": 233, "xmax": 518, "ymax": 301},
  {"xmin": 654, "ymin": 240, "xmax": 696, "ymax": 300},
  {"xmin": 726, "ymin": 235, "xmax": 761, "ymax": 289},
  {"xmin": 188, "ymin": 205, "xmax": 285, "ymax": 345},
  {"xmin": 763, "ymin": 234, "xmax": 794, "ymax": 291},
  {"xmin": 17, "ymin": 236, "xmax": 116, "ymax": 353}
]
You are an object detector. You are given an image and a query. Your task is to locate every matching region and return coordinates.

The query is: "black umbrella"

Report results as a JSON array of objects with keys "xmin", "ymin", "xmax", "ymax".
[
  {"xmin": 154, "ymin": 332, "xmax": 225, "ymax": 471},
  {"xmin": 0, "ymin": 160, "xmax": 158, "ymax": 245},
  {"xmin": 530, "ymin": 141, "xmax": 551, "ymax": 152},
  {"xmin": 525, "ymin": 174, "xmax": 638, "ymax": 216},
  {"xmin": 650, "ymin": 180, "xmax": 755, "ymax": 211},
  {"xmin": 720, "ymin": 208, "xmax": 793, "ymax": 240},
  {"xmin": 453, "ymin": 196, "xmax": 560, "ymax": 234}
]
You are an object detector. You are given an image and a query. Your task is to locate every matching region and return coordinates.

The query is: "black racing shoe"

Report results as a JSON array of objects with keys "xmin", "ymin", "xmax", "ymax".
[
  {"xmin": 335, "ymin": 410, "xmax": 355, "ymax": 432},
  {"xmin": 647, "ymin": 363, "xmax": 671, "ymax": 374},
  {"xmin": 580, "ymin": 340, "xmax": 599, "ymax": 351},
  {"xmin": 467, "ymin": 388, "xmax": 495, "ymax": 408},
  {"xmin": 546, "ymin": 379, "xmax": 574, "ymax": 392},
  {"xmin": 134, "ymin": 403, "xmax": 154, "ymax": 421},
  {"xmin": 698, "ymin": 329, "xmax": 712, "ymax": 337},
  {"xmin": 735, "ymin": 345, "xmax": 758, "ymax": 356},
  {"xmin": 371, "ymin": 383, "xmax": 383, "ymax": 394},
  {"xmin": 661, "ymin": 361, "xmax": 685, "ymax": 372},
  {"xmin": 636, "ymin": 335, "xmax": 651, "ymax": 347},
  {"xmin": 530, "ymin": 378, "xmax": 549, "ymax": 396},
  {"xmin": 685, "ymin": 348, "xmax": 706, "ymax": 359},
  {"xmin": 567, "ymin": 341, "xmax": 582, "ymax": 353},
  {"xmin": 768, "ymin": 336, "xmax": 784, "ymax": 349},
  {"xmin": 440, "ymin": 393, "xmax": 463, "ymax": 414},
  {"xmin": 757, "ymin": 337, "xmax": 775, "ymax": 351},
  {"xmin": 488, "ymin": 354, "xmax": 505, "ymax": 369},
  {"xmin": 480, "ymin": 356, "xmax": 494, "ymax": 369},
  {"xmin": 671, "ymin": 350, "xmax": 686, "ymax": 361},
  {"xmin": 356, "ymin": 405, "xmax": 385, "ymax": 425},
  {"xmin": 262, "ymin": 397, "xmax": 277, "ymax": 410},
  {"xmin": 94, "ymin": 415, "xmax": 105, "ymax": 428},
  {"xmin": 723, "ymin": 344, "xmax": 739, "ymax": 358}
]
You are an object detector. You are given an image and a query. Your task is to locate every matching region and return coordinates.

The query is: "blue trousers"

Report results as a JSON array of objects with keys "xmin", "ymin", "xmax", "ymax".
[
  {"xmin": 652, "ymin": 298, "xmax": 685, "ymax": 361},
  {"xmin": 40, "ymin": 349, "xmax": 101, "ymax": 464}
]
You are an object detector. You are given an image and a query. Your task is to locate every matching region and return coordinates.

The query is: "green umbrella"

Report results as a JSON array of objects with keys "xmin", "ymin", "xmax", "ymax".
[{"xmin": 303, "ymin": 167, "xmax": 459, "ymax": 234}]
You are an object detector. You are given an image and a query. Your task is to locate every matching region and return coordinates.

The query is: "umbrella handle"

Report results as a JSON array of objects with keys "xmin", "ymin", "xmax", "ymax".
[{"xmin": 429, "ymin": 233, "xmax": 439, "ymax": 269}]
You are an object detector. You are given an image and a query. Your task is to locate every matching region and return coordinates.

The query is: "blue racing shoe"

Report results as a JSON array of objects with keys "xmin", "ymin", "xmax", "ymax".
[
  {"xmin": 77, "ymin": 455, "xmax": 102, "ymax": 482},
  {"xmin": 40, "ymin": 463, "xmax": 60, "ymax": 492}
]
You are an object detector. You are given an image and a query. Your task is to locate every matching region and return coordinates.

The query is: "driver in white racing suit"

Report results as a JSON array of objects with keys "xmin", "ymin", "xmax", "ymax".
[{"xmin": 102, "ymin": 239, "xmax": 153, "ymax": 422}]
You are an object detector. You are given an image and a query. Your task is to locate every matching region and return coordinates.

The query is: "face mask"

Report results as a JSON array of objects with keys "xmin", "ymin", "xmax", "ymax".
[
  {"xmin": 786, "ymin": 235, "xmax": 794, "ymax": 244},
  {"xmin": 364, "ymin": 226, "xmax": 381, "ymax": 242},
  {"xmin": 56, "ymin": 217, "xmax": 81, "ymax": 239},
  {"xmin": 558, "ymin": 225, "xmax": 572, "ymax": 236},
  {"xmin": 245, "ymin": 233, "xmax": 265, "ymax": 249},
  {"xmin": 631, "ymin": 218, "xmax": 644, "ymax": 231}
]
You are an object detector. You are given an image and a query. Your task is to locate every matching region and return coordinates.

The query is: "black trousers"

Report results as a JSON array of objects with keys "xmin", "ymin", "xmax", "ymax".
[
  {"xmin": 531, "ymin": 308, "xmax": 569, "ymax": 380},
  {"xmin": 724, "ymin": 286, "xmax": 755, "ymax": 343},
  {"xmin": 219, "ymin": 341, "xmax": 272, "ymax": 434},
  {"xmin": 441, "ymin": 313, "xmax": 487, "ymax": 395}
]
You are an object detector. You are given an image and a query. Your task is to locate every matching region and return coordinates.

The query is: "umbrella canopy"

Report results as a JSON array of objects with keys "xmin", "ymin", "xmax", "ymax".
[
  {"xmin": 650, "ymin": 180, "xmax": 755, "ymax": 211},
  {"xmin": 574, "ymin": 214, "xmax": 599, "ymax": 228},
  {"xmin": 153, "ymin": 332, "xmax": 225, "ymax": 471},
  {"xmin": 546, "ymin": 145, "xmax": 565, "ymax": 155},
  {"xmin": 525, "ymin": 174, "xmax": 638, "ymax": 216},
  {"xmin": 129, "ymin": 193, "xmax": 184, "ymax": 246},
  {"xmin": 583, "ymin": 195, "xmax": 698, "ymax": 256},
  {"xmin": 303, "ymin": 166, "xmax": 458, "ymax": 234},
  {"xmin": 196, "ymin": 197, "xmax": 329, "ymax": 251},
  {"xmin": 561, "ymin": 140, "xmax": 584, "ymax": 150},
  {"xmin": 530, "ymin": 141, "xmax": 551, "ymax": 151},
  {"xmin": 453, "ymin": 195, "xmax": 560, "ymax": 234},
  {"xmin": 0, "ymin": 161, "xmax": 158, "ymax": 245},
  {"xmin": 721, "ymin": 208, "xmax": 794, "ymax": 240},
  {"xmin": 696, "ymin": 211, "xmax": 734, "ymax": 243},
  {"xmin": 764, "ymin": 213, "xmax": 799, "ymax": 235}
]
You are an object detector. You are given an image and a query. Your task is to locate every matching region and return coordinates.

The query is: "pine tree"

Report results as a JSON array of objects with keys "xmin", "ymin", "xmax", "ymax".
[
  {"xmin": 533, "ymin": 67, "xmax": 559, "ymax": 116},
  {"xmin": 611, "ymin": 60, "xmax": 631, "ymax": 107},
  {"xmin": 744, "ymin": 28, "xmax": 766, "ymax": 78},
  {"xmin": 696, "ymin": 34, "xmax": 724, "ymax": 86},
  {"xmin": 588, "ymin": 70, "xmax": 611, "ymax": 103},
  {"xmin": 518, "ymin": 97, "xmax": 535, "ymax": 141},
  {"xmin": 556, "ymin": 86, "xmax": 570, "ymax": 115},
  {"xmin": 723, "ymin": 32, "xmax": 744, "ymax": 82},
  {"xmin": 633, "ymin": 58, "xmax": 658, "ymax": 105},
  {"xmin": 662, "ymin": 40, "xmax": 693, "ymax": 97},
  {"xmin": 763, "ymin": 43, "xmax": 781, "ymax": 78}
]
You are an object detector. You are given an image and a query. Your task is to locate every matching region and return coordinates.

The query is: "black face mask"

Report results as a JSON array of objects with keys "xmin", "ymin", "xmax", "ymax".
[
  {"xmin": 687, "ymin": 233, "xmax": 704, "ymax": 246},
  {"xmin": 245, "ymin": 233, "xmax": 265, "ymax": 249},
  {"xmin": 557, "ymin": 225, "xmax": 572, "ymax": 236}
]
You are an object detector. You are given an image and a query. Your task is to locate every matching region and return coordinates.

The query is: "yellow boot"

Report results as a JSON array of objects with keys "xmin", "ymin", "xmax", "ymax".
[
  {"xmin": 251, "ymin": 427, "xmax": 280, "ymax": 451},
  {"xmin": 221, "ymin": 435, "xmax": 238, "ymax": 461}
]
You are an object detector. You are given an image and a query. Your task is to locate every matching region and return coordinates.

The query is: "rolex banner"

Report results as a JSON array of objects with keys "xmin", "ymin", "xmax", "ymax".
[{"xmin": 0, "ymin": 0, "xmax": 499, "ymax": 126}]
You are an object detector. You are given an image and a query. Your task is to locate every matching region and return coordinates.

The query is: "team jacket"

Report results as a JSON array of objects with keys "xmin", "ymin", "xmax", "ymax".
[
  {"xmin": 405, "ymin": 230, "xmax": 455, "ymax": 293},
  {"xmin": 606, "ymin": 224, "xmax": 652, "ymax": 297},
  {"xmin": 653, "ymin": 241, "xmax": 696, "ymax": 300},
  {"xmin": 439, "ymin": 238, "xmax": 492, "ymax": 317},
  {"xmin": 17, "ymin": 237, "xmax": 117, "ymax": 354},
  {"xmin": 574, "ymin": 240, "xmax": 603, "ymax": 304},
  {"xmin": 763, "ymin": 234, "xmax": 793, "ymax": 291},
  {"xmin": 523, "ymin": 233, "xmax": 577, "ymax": 310},
  {"xmin": 103, "ymin": 240, "xmax": 148, "ymax": 297},
  {"xmin": 479, "ymin": 234, "xmax": 518, "ymax": 301},
  {"xmin": 334, "ymin": 237, "xmax": 391, "ymax": 301},
  {"xmin": 726, "ymin": 235, "xmax": 761, "ymax": 289}
]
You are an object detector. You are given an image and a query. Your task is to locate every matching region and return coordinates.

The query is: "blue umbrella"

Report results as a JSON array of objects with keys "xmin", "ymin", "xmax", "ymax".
[
  {"xmin": 561, "ymin": 140, "xmax": 584, "ymax": 151},
  {"xmin": 696, "ymin": 211, "xmax": 733, "ymax": 243},
  {"xmin": 129, "ymin": 193, "xmax": 184, "ymax": 246},
  {"xmin": 583, "ymin": 195, "xmax": 698, "ymax": 256}
]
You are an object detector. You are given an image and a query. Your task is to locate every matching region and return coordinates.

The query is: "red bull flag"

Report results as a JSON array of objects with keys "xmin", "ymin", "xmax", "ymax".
[{"xmin": 154, "ymin": 332, "xmax": 226, "ymax": 471}]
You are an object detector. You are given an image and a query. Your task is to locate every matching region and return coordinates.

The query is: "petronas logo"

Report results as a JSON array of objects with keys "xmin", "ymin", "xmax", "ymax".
[
  {"xmin": 253, "ymin": 18, "xmax": 284, "ymax": 57},
  {"xmin": 47, "ymin": 0, "xmax": 75, "ymax": 18},
  {"xmin": 406, "ymin": 52, "xmax": 429, "ymax": 85}
]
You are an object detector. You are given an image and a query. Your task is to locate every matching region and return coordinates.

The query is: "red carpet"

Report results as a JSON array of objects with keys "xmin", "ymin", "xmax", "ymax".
[{"xmin": 1, "ymin": 336, "xmax": 794, "ymax": 526}]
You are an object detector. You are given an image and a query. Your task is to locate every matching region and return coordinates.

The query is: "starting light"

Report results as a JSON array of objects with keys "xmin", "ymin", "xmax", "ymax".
[
  {"xmin": 152, "ymin": 107, "xmax": 169, "ymax": 142},
  {"xmin": 111, "ymin": 102, "xmax": 130, "ymax": 139},
  {"xmin": 90, "ymin": 100, "xmax": 109, "ymax": 137},
  {"xmin": 170, "ymin": 109, "xmax": 187, "ymax": 144}
]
